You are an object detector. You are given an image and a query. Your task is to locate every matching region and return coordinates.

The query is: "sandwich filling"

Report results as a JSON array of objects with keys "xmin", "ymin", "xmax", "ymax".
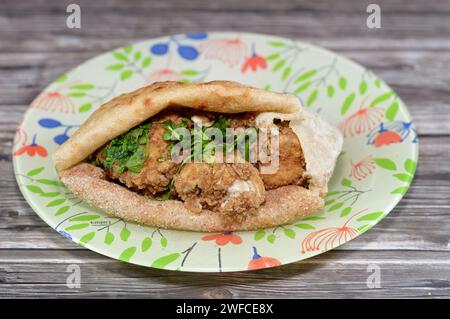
[{"xmin": 90, "ymin": 108, "xmax": 307, "ymax": 224}]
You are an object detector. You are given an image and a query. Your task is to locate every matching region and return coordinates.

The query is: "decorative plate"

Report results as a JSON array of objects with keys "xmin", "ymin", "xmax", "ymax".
[{"xmin": 13, "ymin": 32, "xmax": 418, "ymax": 272}]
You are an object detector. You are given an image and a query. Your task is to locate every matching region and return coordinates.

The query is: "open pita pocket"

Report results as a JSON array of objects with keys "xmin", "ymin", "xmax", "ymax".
[{"xmin": 54, "ymin": 81, "xmax": 343, "ymax": 232}]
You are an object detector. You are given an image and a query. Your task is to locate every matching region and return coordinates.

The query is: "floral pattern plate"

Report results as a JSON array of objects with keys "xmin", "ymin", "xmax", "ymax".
[{"xmin": 13, "ymin": 32, "xmax": 418, "ymax": 272}]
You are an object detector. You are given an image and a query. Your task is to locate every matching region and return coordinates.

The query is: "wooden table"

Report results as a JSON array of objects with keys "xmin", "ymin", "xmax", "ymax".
[{"xmin": 1, "ymin": 0, "xmax": 449, "ymax": 298}]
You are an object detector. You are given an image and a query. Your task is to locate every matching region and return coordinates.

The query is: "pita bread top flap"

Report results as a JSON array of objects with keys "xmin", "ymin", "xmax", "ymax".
[{"xmin": 53, "ymin": 81, "xmax": 302, "ymax": 172}]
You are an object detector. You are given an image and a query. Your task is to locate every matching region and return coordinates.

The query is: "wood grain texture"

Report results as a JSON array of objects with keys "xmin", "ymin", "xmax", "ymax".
[{"xmin": 0, "ymin": 0, "xmax": 449, "ymax": 298}]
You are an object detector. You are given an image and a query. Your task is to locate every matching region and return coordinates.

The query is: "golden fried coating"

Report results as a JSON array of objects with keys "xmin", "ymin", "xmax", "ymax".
[
  {"xmin": 174, "ymin": 162, "xmax": 265, "ymax": 222},
  {"xmin": 260, "ymin": 126, "xmax": 306, "ymax": 189}
]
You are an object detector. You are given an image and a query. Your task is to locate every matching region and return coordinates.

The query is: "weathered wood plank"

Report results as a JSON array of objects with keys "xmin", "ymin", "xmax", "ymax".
[
  {"xmin": 2, "ymin": 0, "xmax": 450, "ymax": 13},
  {"xmin": 0, "ymin": 205, "xmax": 449, "ymax": 251},
  {"xmin": 0, "ymin": 49, "xmax": 449, "ymax": 134},
  {"xmin": 1, "ymin": 249, "xmax": 449, "ymax": 298},
  {"xmin": 0, "ymin": 135, "xmax": 448, "ymax": 251},
  {"xmin": 1, "ymin": 0, "xmax": 449, "ymax": 299},
  {"xmin": 1, "ymin": 0, "xmax": 450, "ymax": 54}
]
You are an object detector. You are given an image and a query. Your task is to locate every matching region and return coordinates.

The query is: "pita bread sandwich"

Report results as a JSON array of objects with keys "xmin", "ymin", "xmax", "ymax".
[{"xmin": 53, "ymin": 81, "xmax": 343, "ymax": 232}]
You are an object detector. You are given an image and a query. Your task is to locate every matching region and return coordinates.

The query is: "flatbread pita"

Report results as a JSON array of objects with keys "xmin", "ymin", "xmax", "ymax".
[{"xmin": 54, "ymin": 81, "xmax": 343, "ymax": 231}]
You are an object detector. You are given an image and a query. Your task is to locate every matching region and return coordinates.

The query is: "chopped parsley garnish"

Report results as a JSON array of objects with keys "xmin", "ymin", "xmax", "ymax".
[
  {"xmin": 102, "ymin": 123, "xmax": 151, "ymax": 174},
  {"xmin": 157, "ymin": 115, "xmax": 257, "ymax": 200}
]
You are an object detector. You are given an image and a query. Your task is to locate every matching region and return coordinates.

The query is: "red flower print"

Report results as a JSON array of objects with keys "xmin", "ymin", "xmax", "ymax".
[
  {"xmin": 202, "ymin": 232, "xmax": 242, "ymax": 246},
  {"xmin": 301, "ymin": 226, "xmax": 359, "ymax": 254},
  {"xmin": 367, "ymin": 121, "xmax": 416, "ymax": 147},
  {"xmin": 248, "ymin": 247, "xmax": 281, "ymax": 270},
  {"xmin": 301, "ymin": 209, "xmax": 368, "ymax": 254},
  {"xmin": 31, "ymin": 90, "xmax": 75, "ymax": 114},
  {"xmin": 339, "ymin": 97, "xmax": 384, "ymax": 138},
  {"xmin": 146, "ymin": 68, "xmax": 182, "ymax": 85},
  {"xmin": 373, "ymin": 130, "xmax": 402, "ymax": 147},
  {"xmin": 349, "ymin": 155, "xmax": 376, "ymax": 180},
  {"xmin": 199, "ymin": 38, "xmax": 248, "ymax": 67},
  {"xmin": 13, "ymin": 134, "xmax": 48, "ymax": 157},
  {"xmin": 241, "ymin": 44, "xmax": 267, "ymax": 73}
]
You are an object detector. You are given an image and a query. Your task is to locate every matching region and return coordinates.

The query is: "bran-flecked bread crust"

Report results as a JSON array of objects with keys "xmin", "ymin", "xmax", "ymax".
[
  {"xmin": 53, "ymin": 80, "xmax": 343, "ymax": 231},
  {"xmin": 60, "ymin": 164, "xmax": 324, "ymax": 232},
  {"xmin": 53, "ymin": 81, "xmax": 301, "ymax": 172}
]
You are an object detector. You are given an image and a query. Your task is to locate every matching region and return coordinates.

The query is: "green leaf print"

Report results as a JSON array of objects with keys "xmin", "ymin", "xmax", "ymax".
[
  {"xmin": 254, "ymin": 230, "xmax": 265, "ymax": 240},
  {"xmin": 40, "ymin": 192, "xmax": 60, "ymax": 198},
  {"xmin": 160, "ymin": 237, "xmax": 168, "ymax": 247},
  {"xmin": 357, "ymin": 211, "xmax": 384, "ymax": 221},
  {"xmin": 374, "ymin": 158, "xmax": 397, "ymax": 171},
  {"xmin": 374, "ymin": 78, "xmax": 382, "ymax": 88},
  {"xmin": 391, "ymin": 186, "xmax": 409, "ymax": 195},
  {"xmin": 141, "ymin": 237, "xmax": 152, "ymax": 252},
  {"xmin": 142, "ymin": 56, "xmax": 152, "ymax": 68},
  {"xmin": 340, "ymin": 207, "xmax": 352, "ymax": 217},
  {"xmin": 79, "ymin": 232, "xmax": 95, "ymax": 245},
  {"xmin": 120, "ymin": 70, "xmax": 134, "ymax": 81},
  {"xmin": 294, "ymin": 69, "xmax": 317, "ymax": 83},
  {"xmin": 359, "ymin": 81, "xmax": 368, "ymax": 95},
  {"xmin": 67, "ymin": 92, "xmax": 86, "ymax": 98},
  {"xmin": 301, "ymin": 216, "xmax": 325, "ymax": 221},
  {"xmin": 46, "ymin": 198, "xmax": 65, "ymax": 207},
  {"xmin": 69, "ymin": 84, "xmax": 94, "ymax": 90},
  {"xmin": 357, "ymin": 224, "xmax": 371, "ymax": 233},
  {"xmin": 370, "ymin": 91, "xmax": 395, "ymax": 107},
  {"xmin": 272, "ymin": 59, "xmax": 286, "ymax": 72},
  {"xmin": 341, "ymin": 92, "xmax": 356, "ymax": 115},
  {"xmin": 69, "ymin": 214, "xmax": 100, "ymax": 222},
  {"xmin": 104, "ymin": 232, "xmax": 115, "ymax": 245},
  {"xmin": 306, "ymin": 89, "xmax": 318, "ymax": 107},
  {"xmin": 65, "ymin": 223, "xmax": 90, "ymax": 231},
  {"xmin": 151, "ymin": 253, "xmax": 181, "ymax": 269},
  {"xmin": 181, "ymin": 70, "xmax": 198, "ymax": 76},
  {"xmin": 55, "ymin": 206, "xmax": 70, "ymax": 216},
  {"xmin": 341, "ymin": 178, "xmax": 352, "ymax": 187},
  {"xmin": 133, "ymin": 51, "xmax": 142, "ymax": 61},
  {"xmin": 338, "ymin": 76, "xmax": 347, "ymax": 90},
  {"xmin": 106, "ymin": 63, "xmax": 125, "ymax": 71},
  {"xmin": 120, "ymin": 226, "xmax": 131, "ymax": 242},
  {"xmin": 113, "ymin": 51, "xmax": 129, "ymax": 61},
  {"xmin": 294, "ymin": 81, "xmax": 312, "ymax": 94},
  {"xmin": 267, "ymin": 234, "xmax": 276, "ymax": 244},
  {"xmin": 55, "ymin": 74, "xmax": 68, "ymax": 83},
  {"xmin": 294, "ymin": 223, "xmax": 315, "ymax": 230},
  {"xmin": 327, "ymin": 85, "xmax": 335, "ymax": 97},
  {"xmin": 328, "ymin": 202, "xmax": 344, "ymax": 212},
  {"xmin": 385, "ymin": 101, "xmax": 399, "ymax": 121},
  {"xmin": 268, "ymin": 41, "xmax": 286, "ymax": 47},
  {"xmin": 393, "ymin": 173, "xmax": 413, "ymax": 183},
  {"xmin": 36, "ymin": 179, "xmax": 65, "ymax": 186},
  {"xmin": 79, "ymin": 103, "xmax": 92, "ymax": 113},
  {"xmin": 26, "ymin": 185, "xmax": 43, "ymax": 194},
  {"xmin": 404, "ymin": 159, "xmax": 417, "ymax": 175},
  {"xmin": 282, "ymin": 67, "xmax": 292, "ymax": 80},
  {"xmin": 283, "ymin": 228, "xmax": 296, "ymax": 239},
  {"xmin": 266, "ymin": 53, "xmax": 280, "ymax": 60},
  {"xmin": 123, "ymin": 45, "xmax": 132, "ymax": 54},
  {"xmin": 27, "ymin": 167, "xmax": 45, "ymax": 176},
  {"xmin": 119, "ymin": 246, "xmax": 137, "ymax": 262}
]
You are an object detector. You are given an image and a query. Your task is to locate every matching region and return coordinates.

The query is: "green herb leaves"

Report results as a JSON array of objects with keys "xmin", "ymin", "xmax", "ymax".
[{"xmin": 102, "ymin": 123, "xmax": 151, "ymax": 174}]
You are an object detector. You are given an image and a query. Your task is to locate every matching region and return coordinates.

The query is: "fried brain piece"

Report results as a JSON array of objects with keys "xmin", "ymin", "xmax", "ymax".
[
  {"xmin": 173, "ymin": 162, "xmax": 265, "ymax": 220},
  {"xmin": 260, "ymin": 126, "xmax": 306, "ymax": 189}
]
